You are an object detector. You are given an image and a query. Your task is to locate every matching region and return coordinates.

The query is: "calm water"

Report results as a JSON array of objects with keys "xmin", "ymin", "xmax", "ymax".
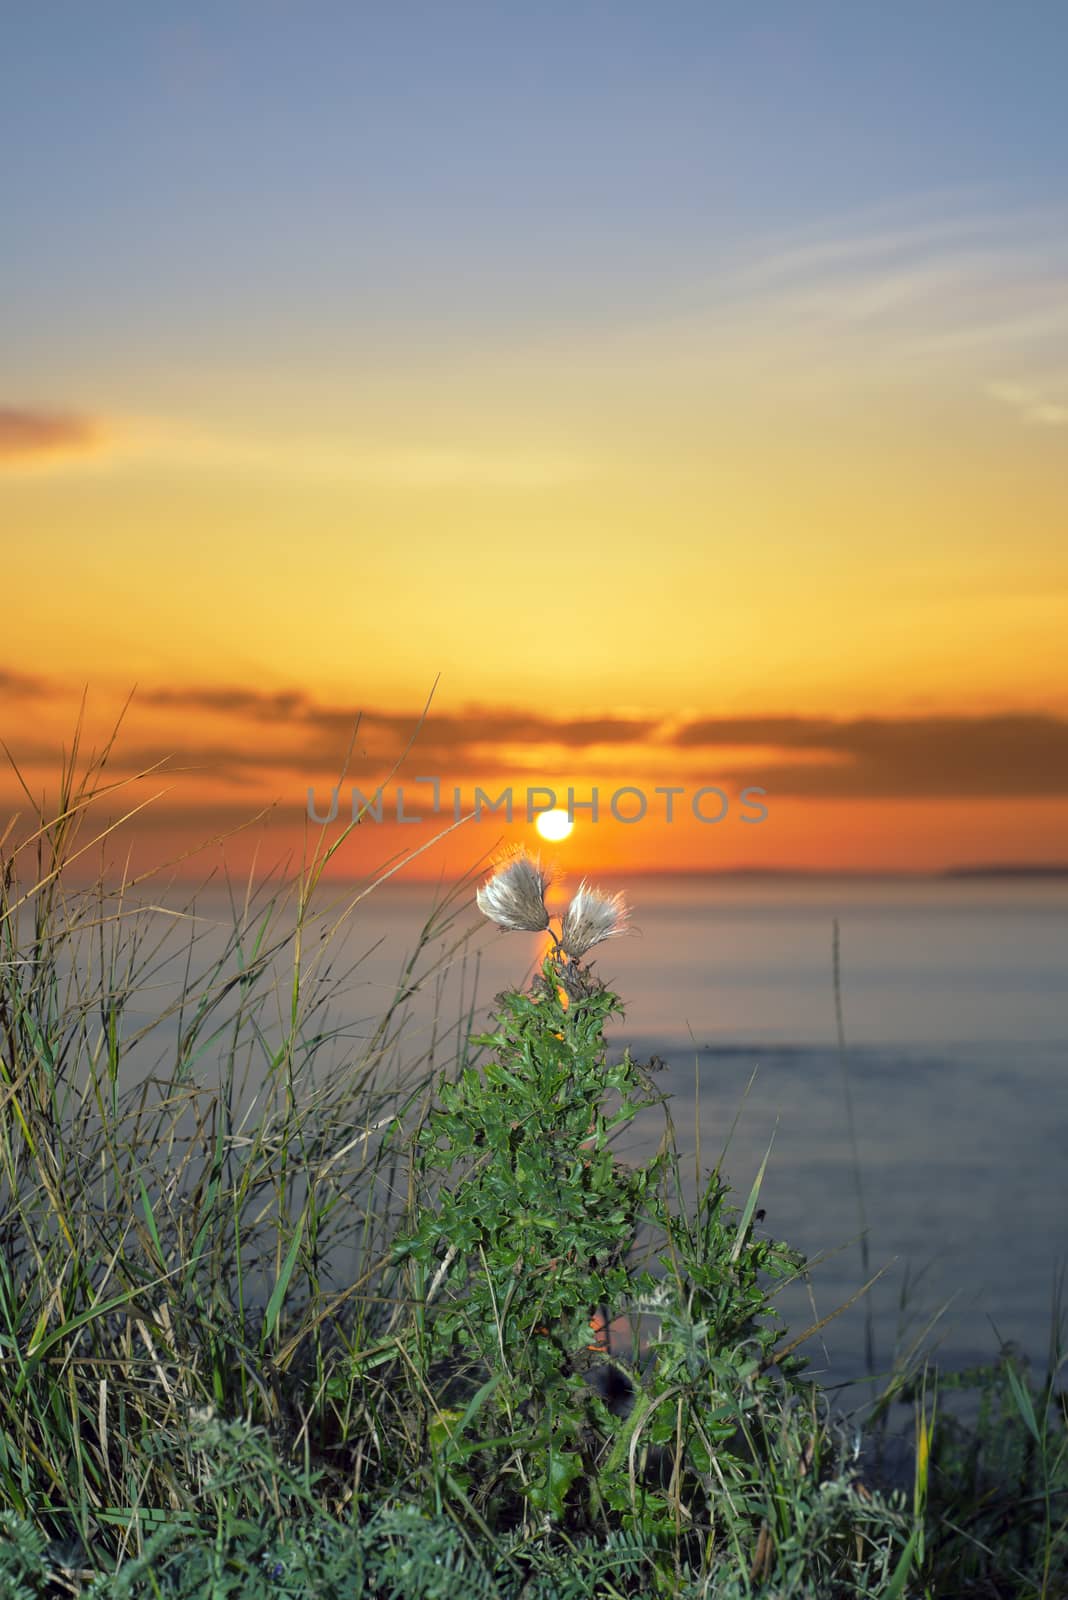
[{"xmin": 122, "ymin": 874, "xmax": 1068, "ymax": 1388}]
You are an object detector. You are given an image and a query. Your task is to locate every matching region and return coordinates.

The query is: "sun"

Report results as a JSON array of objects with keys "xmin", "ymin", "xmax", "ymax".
[{"xmin": 535, "ymin": 808, "xmax": 574, "ymax": 842}]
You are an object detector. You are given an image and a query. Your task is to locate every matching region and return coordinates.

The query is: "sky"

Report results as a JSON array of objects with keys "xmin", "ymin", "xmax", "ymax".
[{"xmin": 2, "ymin": 1, "xmax": 1067, "ymax": 883}]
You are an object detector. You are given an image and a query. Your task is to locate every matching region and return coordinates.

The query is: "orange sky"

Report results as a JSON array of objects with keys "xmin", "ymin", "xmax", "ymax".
[
  {"xmin": 3, "ymin": 365, "xmax": 1066, "ymax": 883},
  {"xmin": 3, "ymin": 10, "xmax": 1068, "ymax": 885}
]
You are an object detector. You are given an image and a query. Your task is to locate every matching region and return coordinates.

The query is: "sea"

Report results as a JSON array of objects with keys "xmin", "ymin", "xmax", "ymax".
[{"xmin": 114, "ymin": 872, "xmax": 1068, "ymax": 1394}]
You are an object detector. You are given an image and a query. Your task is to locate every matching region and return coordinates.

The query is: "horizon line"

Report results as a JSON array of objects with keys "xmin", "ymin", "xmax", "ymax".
[{"xmin": 150, "ymin": 861, "xmax": 1068, "ymax": 887}]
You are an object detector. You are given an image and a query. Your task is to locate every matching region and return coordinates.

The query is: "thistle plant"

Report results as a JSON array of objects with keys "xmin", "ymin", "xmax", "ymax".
[
  {"xmin": 388, "ymin": 855, "xmax": 907, "ymax": 1588},
  {"xmin": 473, "ymin": 848, "xmax": 629, "ymax": 961},
  {"xmin": 474, "ymin": 848, "xmax": 554, "ymax": 933},
  {"xmin": 395, "ymin": 855, "xmax": 663, "ymax": 1526}
]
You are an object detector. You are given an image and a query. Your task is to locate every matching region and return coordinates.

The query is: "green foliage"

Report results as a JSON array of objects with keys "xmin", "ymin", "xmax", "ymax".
[
  {"xmin": 0, "ymin": 1511, "xmax": 51, "ymax": 1600},
  {"xmin": 2, "ymin": 725, "xmax": 1062, "ymax": 1596},
  {"xmin": 381, "ymin": 951, "xmax": 910, "ymax": 1591},
  {"xmin": 69, "ymin": 1414, "xmax": 498, "ymax": 1600},
  {"xmin": 898, "ymin": 1347, "xmax": 1068, "ymax": 1596},
  {"xmin": 0, "ymin": 723, "xmax": 479, "ymax": 1584}
]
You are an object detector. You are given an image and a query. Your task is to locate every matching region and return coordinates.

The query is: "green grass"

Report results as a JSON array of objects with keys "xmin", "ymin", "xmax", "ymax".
[{"xmin": 0, "ymin": 723, "xmax": 1065, "ymax": 1597}]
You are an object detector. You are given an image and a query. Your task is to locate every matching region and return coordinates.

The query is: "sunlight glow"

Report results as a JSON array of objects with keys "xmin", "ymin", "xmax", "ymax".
[{"xmin": 535, "ymin": 808, "xmax": 574, "ymax": 842}]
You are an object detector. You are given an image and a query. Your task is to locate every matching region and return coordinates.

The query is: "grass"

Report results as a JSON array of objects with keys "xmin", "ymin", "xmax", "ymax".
[{"xmin": 0, "ymin": 720, "xmax": 1065, "ymax": 1597}]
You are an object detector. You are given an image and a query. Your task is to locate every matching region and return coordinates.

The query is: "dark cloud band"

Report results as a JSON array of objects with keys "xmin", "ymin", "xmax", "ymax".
[
  {"xmin": 6, "ymin": 671, "xmax": 1068, "ymax": 798},
  {"xmin": 0, "ymin": 407, "xmax": 103, "ymax": 463}
]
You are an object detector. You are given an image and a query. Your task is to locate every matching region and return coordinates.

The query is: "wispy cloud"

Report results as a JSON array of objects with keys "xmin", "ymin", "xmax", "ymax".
[
  {"xmin": 749, "ymin": 210, "xmax": 1068, "ymax": 422},
  {"xmin": 986, "ymin": 378, "xmax": 1068, "ymax": 426},
  {"xmin": 553, "ymin": 199, "xmax": 1068, "ymax": 415},
  {"xmin": 1, "ymin": 408, "xmax": 580, "ymax": 489},
  {"xmin": 0, "ymin": 406, "xmax": 108, "ymax": 468},
  {"xmin": 751, "ymin": 223, "xmax": 1068, "ymax": 383},
  {"xmin": 740, "ymin": 208, "xmax": 1018, "ymax": 287}
]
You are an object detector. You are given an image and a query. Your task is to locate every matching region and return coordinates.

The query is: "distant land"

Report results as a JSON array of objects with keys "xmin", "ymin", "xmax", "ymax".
[
  {"xmin": 941, "ymin": 863, "xmax": 1068, "ymax": 879},
  {"xmin": 604, "ymin": 864, "xmax": 1068, "ymax": 881},
  {"xmin": 368, "ymin": 863, "xmax": 1068, "ymax": 886}
]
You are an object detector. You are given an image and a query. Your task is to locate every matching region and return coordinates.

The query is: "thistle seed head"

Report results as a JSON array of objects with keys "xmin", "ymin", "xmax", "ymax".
[
  {"xmin": 475, "ymin": 849, "xmax": 552, "ymax": 933},
  {"xmin": 559, "ymin": 881, "xmax": 630, "ymax": 959}
]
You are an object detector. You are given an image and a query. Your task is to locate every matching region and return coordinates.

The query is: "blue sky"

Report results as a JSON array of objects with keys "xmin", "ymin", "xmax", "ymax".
[{"xmin": 4, "ymin": 0, "xmax": 1066, "ymax": 381}]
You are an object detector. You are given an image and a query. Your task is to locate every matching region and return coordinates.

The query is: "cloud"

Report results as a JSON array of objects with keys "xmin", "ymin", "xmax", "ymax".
[
  {"xmin": 741, "ymin": 209, "xmax": 1010, "ymax": 287},
  {"xmin": 8, "ymin": 674, "xmax": 1068, "ymax": 797},
  {"xmin": 139, "ymin": 685, "xmax": 658, "ymax": 750},
  {"xmin": 987, "ymin": 379, "xmax": 1068, "ymax": 427},
  {"xmin": 554, "ymin": 199, "xmax": 1068, "ymax": 411},
  {"xmin": 141, "ymin": 686, "xmax": 316, "ymax": 722},
  {"xmin": 0, "ymin": 668, "xmax": 48, "ymax": 696},
  {"xmin": 672, "ymin": 713, "xmax": 1068, "ymax": 797},
  {"xmin": 0, "ymin": 407, "xmax": 107, "ymax": 467},
  {"xmin": 101, "ymin": 709, "xmax": 1068, "ymax": 796}
]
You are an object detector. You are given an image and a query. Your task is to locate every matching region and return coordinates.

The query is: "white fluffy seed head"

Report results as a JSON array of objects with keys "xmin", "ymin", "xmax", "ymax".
[
  {"xmin": 559, "ymin": 881, "xmax": 630, "ymax": 959},
  {"xmin": 475, "ymin": 849, "xmax": 552, "ymax": 933}
]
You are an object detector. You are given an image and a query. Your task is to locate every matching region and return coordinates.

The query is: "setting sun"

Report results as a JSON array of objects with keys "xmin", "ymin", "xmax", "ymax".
[{"xmin": 535, "ymin": 808, "xmax": 574, "ymax": 842}]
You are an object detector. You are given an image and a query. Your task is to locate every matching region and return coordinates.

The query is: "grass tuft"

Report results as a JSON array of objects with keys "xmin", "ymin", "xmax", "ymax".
[{"xmin": 0, "ymin": 723, "xmax": 1064, "ymax": 1595}]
